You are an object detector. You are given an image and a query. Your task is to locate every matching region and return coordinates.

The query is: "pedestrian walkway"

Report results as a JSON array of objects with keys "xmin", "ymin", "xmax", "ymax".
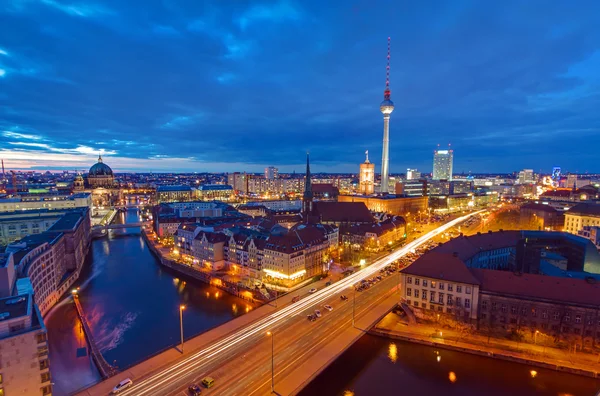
[{"xmin": 372, "ymin": 313, "xmax": 600, "ymax": 378}]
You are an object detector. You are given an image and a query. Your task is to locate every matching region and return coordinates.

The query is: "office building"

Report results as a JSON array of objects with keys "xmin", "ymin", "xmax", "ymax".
[
  {"xmin": 432, "ymin": 147, "xmax": 453, "ymax": 181},
  {"xmin": 0, "ymin": 192, "xmax": 92, "ymax": 213},
  {"xmin": 395, "ymin": 180, "xmax": 428, "ymax": 197},
  {"xmin": 228, "ymin": 172, "xmax": 249, "ymax": 194},
  {"xmin": 406, "ymin": 169, "xmax": 421, "ymax": 180},
  {"xmin": 155, "ymin": 185, "xmax": 193, "ymax": 203},
  {"xmin": 196, "ymin": 184, "xmax": 233, "ymax": 201},
  {"xmin": 0, "ymin": 293, "xmax": 52, "ymax": 396},
  {"xmin": 517, "ymin": 169, "xmax": 535, "ymax": 184},
  {"xmin": 264, "ymin": 166, "xmax": 278, "ymax": 180},
  {"xmin": 359, "ymin": 151, "xmax": 375, "ymax": 195}
]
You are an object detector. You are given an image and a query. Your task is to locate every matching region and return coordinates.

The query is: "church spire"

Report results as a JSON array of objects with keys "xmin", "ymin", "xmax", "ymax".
[{"xmin": 302, "ymin": 152, "xmax": 313, "ymax": 220}]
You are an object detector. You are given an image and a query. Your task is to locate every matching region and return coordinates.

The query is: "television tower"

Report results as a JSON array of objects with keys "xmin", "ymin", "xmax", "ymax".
[{"xmin": 380, "ymin": 37, "xmax": 394, "ymax": 194}]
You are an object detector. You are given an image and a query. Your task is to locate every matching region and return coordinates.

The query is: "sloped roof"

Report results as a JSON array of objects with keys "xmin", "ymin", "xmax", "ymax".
[
  {"xmin": 401, "ymin": 252, "xmax": 480, "ymax": 285},
  {"xmin": 471, "ymin": 268, "xmax": 600, "ymax": 306},
  {"xmin": 566, "ymin": 203, "xmax": 600, "ymax": 217},
  {"xmin": 313, "ymin": 201, "xmax": 374, "ymax": 223}
]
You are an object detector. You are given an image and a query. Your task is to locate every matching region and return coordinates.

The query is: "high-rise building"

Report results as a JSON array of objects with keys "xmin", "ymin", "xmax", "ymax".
[
  {"xmin": 517, "ymin": 169, "xmax": 535, "ymax": 184},
  {"xmin": 359, "ymin": 151, "xmax": 375, "ymax": 195},
  {"xmin": 432, "ymin": 147, "xmax": 453, "ymax": 181},
  {"xmin": 227, "ymin": 172, "xmax": 248, "ymax": 194},
  {"xmin": 406, "ymin": 169, "xmax": 421, "ymax": 180},
  {"xmin": 264, "ymin": 166, "xmax": 278, "ymax": 180},
  {"xmin": 380, "ymin": 37, "xmax": 394, "ymax": 194}
]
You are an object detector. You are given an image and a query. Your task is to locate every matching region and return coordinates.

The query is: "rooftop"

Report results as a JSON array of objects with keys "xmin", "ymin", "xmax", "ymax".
[
  {"xmin": 198, "ymin": 184, "xmax": 233, "ymax": 191},
  {"xmin": 157, "ymin": 185, "xmax": 193, "ymax": 192},
  {"xmin": 566, "ymin": 202, "xmax": 600, "ymax": 217},
  {"xmin": 0, "ymin": 293, "xmax": 31, "ymax": 324},
  {"xmin": 401, "ymin": 252, "xmax": 481, "ymax": 285},
  {"xmin": 521, "ymin": 202, "xmax": 560, "ymax": 213},
  {"xmin": 471, "ymin": 268, "xmax": 600, "ymax": 307},
  {"xmin": 313, "ymin": 201, "xmax": 374, "ymax": 223},
  {"xmin": 48, "ymin": 211, "xmax": 84, "ymax": 232}
]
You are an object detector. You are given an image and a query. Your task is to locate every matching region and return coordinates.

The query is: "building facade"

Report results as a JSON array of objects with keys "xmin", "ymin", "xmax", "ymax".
[
  {"xmin": 0, "ymin": 294, "xmax": 52, "ymax": 396},
  {"xmin": 359, "ymin": 151, "xmax": 375, "ymax": 195},
  {"xmin": 338, "ymin": 195, "xmax": 428, "ymax": 216},
  {"xmin": 433, "ymin": 148, "xmax": 453, "ymax": 181},
  {"xmin": 156, "ymin": 185, "xmax": 193, "ymax": 203},
  {"xmin": 0, "ymin": 193, "xmax": 92, "ymax": 213},
  {"xmin": 264, "ymin": 166, "xmax": 278, "ymax": 180},
  {"xmin": 564, "ymin": 203, "xmax": 600, "ymax": 234}
]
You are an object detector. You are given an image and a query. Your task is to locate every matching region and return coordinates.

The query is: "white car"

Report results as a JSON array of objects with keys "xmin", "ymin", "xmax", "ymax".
[
  {"xmin": 314, "ymin": 309, "xmax": 322, "ymax": 318},
  {"xmin": 309, "ymin": 288, "xmax": 317, "ymax": 293},
  {"xmin": 112, "ymin": 378, "xmax": 133, "ymax": 394},
  {"xmin": 324, "ymin": 305, "xmax": 333, "ymax": 312}
]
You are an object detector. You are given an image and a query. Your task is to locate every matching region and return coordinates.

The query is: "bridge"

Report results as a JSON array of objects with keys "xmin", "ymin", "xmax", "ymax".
[
  {"xmin": 72, "ymin": 294, "xmax": 118, "ymax": 379},
  {"xmin": 92, "ymin": 222, "xmax": 145, "ymax": 230},
  {"xmin": 76, "ymin": 213, "xmax": 478, "ymax": 396}
]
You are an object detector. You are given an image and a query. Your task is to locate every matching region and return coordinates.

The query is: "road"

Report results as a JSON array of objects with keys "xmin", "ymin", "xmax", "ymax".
[{"xmin": 98, "ymin": 212, "xmax": 481, "ymax": 396}]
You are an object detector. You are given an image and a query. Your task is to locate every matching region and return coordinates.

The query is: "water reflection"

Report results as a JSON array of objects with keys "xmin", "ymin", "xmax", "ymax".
[
  {"xmin": 449, "ymin": 371, "xmax": 457, "ymax": 383},
  {"xmin": 46, "ymin": 208, "xmax": 257, "ymax": 395},
  {"xmin": 387, "ymin": 342, "xmax": 397, "ymax": 363},
  {"xmin": 300, "ymin": 335, "xmax": 600, "ymax": 396}
]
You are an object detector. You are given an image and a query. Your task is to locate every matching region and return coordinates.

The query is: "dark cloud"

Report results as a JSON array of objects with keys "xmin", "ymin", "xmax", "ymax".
[{"xmin": 1, "ymin": 0, "xmax": 599, "ymax": 172}]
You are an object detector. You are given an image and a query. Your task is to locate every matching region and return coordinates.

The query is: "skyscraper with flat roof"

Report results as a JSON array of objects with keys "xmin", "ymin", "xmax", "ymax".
[{"xmin": 432, "ymin": 147, "xmax": 453, "ymax": 180}]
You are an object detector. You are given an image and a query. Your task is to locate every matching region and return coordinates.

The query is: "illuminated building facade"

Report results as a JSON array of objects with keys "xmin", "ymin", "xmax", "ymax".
[
  {"xmin": 338, "ymin": 194, "xmax": 428, "ymax": 216},
  {"xmin": 86, "ymin": 155, "xmax": 115, "ymax": 188},
  {"xmin": 433, "ymin": 147, "xmax": 454, "ymax": 181},
  {"xmin": 564, "ymin": 203, "xmax": 600, "ymax": 234},
  {"xmin": 264, "ymin": 166, "xmax": 278, "ymax": 180},
  {"xmin": 359, "ymin": 151, "xmax": 375, "ymax": 195},
  {"xmin": 406, "ymin": 169, "xmax": 421, "ymax": 180}
]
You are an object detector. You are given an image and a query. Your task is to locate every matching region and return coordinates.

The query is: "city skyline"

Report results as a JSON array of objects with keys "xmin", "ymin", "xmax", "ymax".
[{"xmin": 2, "ymin": 1, "xmax": 600, "ymax": 173}]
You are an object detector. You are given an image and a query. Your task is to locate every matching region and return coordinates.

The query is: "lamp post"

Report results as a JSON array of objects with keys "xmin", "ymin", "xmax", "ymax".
[
  {"xmin": 352, "ymin": 284, "xmax": 356, "ymax": 327},
  {"xmin": 179, "ymin": 305, "xmax": 185, "ymax": 354},
  {"xmin": 266, "ymin": 331, "xmax": 274, "ymax": 393},
  {"xmin": 534, "ymin": 330, "xmax": 539, "ymax": 345}
]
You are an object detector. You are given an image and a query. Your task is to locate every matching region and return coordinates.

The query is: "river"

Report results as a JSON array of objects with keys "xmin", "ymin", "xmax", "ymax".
[
  {"xmin": 300, "ymin": 334, "xmax": 600, "ymax": 396},
  {"xmin": 45, "ymin": 209, "xmax": 600, "ymax": 396},
  {"xmin": 45, "ymin": 209, "xmax": 255, "ymax": 395}
]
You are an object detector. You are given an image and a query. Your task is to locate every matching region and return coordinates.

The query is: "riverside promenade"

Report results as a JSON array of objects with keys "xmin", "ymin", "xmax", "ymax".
[{"xmin": 371, "ymin": 312, "xmax": 600, "ymax": 379}]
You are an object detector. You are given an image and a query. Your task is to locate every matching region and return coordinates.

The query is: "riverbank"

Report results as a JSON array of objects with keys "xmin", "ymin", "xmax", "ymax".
[
  {"xmin": 370, "ymin": 312, "xmax": 600, "ymax": 379},
  {"xmin": 142, "ymin": 230, "xmax": 269, "ymax": 304}
]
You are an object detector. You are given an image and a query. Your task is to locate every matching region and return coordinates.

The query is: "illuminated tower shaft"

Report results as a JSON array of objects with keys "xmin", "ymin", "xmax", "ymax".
[
  {"xmin": 380, "ymin": 37, "xmax": 394, "ymax": 194},
  {"xmin": 381, "ymin": 114, "xmax": 390, "ymax": 193}
]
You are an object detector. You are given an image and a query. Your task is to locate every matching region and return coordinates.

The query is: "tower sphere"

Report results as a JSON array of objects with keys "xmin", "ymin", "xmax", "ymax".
[{"xmin": 380, "ymin": 99, "xmax": 395, "ymax": 115}]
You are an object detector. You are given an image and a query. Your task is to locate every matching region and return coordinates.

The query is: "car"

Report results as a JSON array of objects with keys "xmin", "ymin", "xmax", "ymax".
[
  {"xmin": 340, "ymin": 295, "xmax": 348, "ymax": 301},
  {"xmin": 112, "ymin": 378, "xmax": 133, "ymax": 394},
  {"xmin": 292, "ymin": 296, "xmax": 300, "ymax": 303},
  {"xmin": 324, "ymin": 305, "xmax": 333, "ymax": 312},
  {"xmin": 314, "ymin": 309, "xmax": 322, "ymax": 318},
  {"xmin": 309, "ymin": 288, "xmax": 317, "ymax": 293},
  {"xmin": 325, "ymin": 281, "xmax": 332, "ymax": 286},
  {"xmin": 188, "ymin": 384, "xmax": 202, "ymax": 395},
  {"xmin": 307, "ymin": 314, "xmax": 316, "ymax": 322},
  {"xmin": 201, "ymin": 377, "xmax": 215, "ymax": 388}
]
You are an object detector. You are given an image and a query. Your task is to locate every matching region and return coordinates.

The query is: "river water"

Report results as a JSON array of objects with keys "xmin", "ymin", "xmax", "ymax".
[
  {"xmin": 45, "ymin": 209, "xmax": 254, "ymax": 395},
  {"xmin": 45, "ymin": 209, "xmax": 600, "ymax": 396},
  {"xmin": 301, "ymin": 334, "xmax": 600, "ymax": 396}
]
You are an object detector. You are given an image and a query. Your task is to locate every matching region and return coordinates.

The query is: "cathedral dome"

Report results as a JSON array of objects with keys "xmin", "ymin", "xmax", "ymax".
[{"xmin": 89, "ymin": 155, "xmax": 113, "ymax": 176}]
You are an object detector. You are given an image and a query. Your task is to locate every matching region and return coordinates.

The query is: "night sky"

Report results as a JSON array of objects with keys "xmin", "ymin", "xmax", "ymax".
[{"xmin": 1, "ymin": 1, "xmax": 599, "ymax": 174}]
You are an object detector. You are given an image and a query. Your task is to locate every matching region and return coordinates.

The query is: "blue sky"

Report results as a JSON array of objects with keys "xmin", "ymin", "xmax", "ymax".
[{"xmin": 1, "ymin": 0, "xmax": 599, "ymax": 174}]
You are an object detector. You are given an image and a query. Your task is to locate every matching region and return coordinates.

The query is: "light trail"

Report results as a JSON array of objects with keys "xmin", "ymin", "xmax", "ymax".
[{"xmin": 119, "ymin": 211, "xmax": 480, "ymax": 395}]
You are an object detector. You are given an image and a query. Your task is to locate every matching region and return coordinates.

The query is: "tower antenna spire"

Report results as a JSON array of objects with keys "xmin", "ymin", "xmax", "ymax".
[{"xmin": 384, "ymin": 36, "xmax": 391, "ymax": 100}]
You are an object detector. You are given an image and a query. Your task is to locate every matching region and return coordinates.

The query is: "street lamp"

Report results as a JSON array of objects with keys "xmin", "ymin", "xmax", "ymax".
[
  {"xmin": 351, "ymin": 284, "xmax": 356, "ymax": 327},
  {"xmin": 266, "ymin": 331, "xmax": 274, "ymax": 393},
  {"xmin": 179, "ymin": 305, "xmax": 186, "ymax": 354},
  {"xmin": 534, "ymin": 330, "xmax": 539, "ymax": 345}
]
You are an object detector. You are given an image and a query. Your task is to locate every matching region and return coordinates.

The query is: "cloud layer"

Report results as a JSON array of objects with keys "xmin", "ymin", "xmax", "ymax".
[{"xmin": 1, "ymin": 0, "xmax": 599, "ymax": 173}]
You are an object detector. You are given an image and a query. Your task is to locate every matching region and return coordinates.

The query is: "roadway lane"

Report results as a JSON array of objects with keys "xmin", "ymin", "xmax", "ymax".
[{"xmin": 111, "ymin": 211, "xmax": 480, "ymax": 396}]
